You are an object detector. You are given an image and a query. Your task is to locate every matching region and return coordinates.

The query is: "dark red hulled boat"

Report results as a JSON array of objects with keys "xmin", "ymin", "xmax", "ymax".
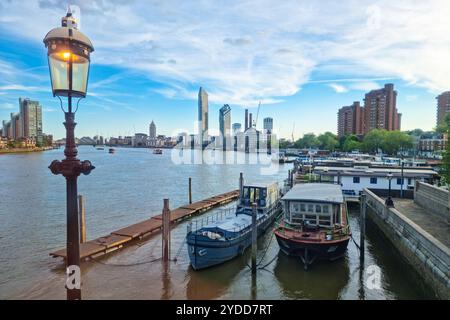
[{"xmin": 274, "ymin": 183, "xmax": 350, "ymax": 269}]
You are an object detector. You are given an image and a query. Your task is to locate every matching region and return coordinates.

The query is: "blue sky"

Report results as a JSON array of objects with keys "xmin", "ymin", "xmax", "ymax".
[{"xmin": 0, "ymin": 0, "xmax": 448, "ymax": 139}]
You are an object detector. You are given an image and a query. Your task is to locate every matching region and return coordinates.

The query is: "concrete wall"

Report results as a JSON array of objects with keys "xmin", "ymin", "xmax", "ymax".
[
  {"xmin": 414, "ymin": 181, "xmax": 450, "ymax": 221},
  {"xmin": 363, "ymin": 188, "xmax": 450, "ymax": 299}
]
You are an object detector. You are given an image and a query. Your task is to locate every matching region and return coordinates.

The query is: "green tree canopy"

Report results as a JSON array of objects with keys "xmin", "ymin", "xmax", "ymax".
[
  {"xmin": 362, "ymin": 129, "xmax": 386, "ymax": 153},
  {"xmin": 439, "ymin": 113, "xmax": 450, "ymax": 184},
  {"xmin": 317, "ymin": 132, "xmax": 339, "ymax": 151},
  {"xmin": 342, "ymin": 135, "xmax": 362, "ymax": 152},
  {"xmin": 294, "ymin": 133, "xmax": 319, "ymax": 149}
]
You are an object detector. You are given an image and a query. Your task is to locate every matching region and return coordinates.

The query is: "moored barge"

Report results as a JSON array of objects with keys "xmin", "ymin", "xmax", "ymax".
[
  {"xmin": 187, "ymin": 182, "xmax": 281, "ymax": 270},
  {"xmin": 274, "ymin": 183, "xmax": 350, "ymax": 269}
]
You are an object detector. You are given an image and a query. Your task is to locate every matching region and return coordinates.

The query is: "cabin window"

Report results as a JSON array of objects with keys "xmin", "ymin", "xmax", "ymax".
[
  {"xmin": 322, "ymin": 205, "xmax": 329, "ymax": 214},
  {"xmin": 292, "ymin": 203, "xmax": 300, "ymax": 212},
  {"xmin": 243, "ymin": 187, "xmax": 249, "ymax": 199},
  {"xmin": 300, "ymin": 203, "xmax": 306, "ymax": 212},
  {"xmin": 318, "ymin": 215, "xmax": 331, "ymax": 226},
  {"xmin": 307, "ymin": 204, "xmax": 314, "ymax": 212},
  {"xmin": 305, "ymin": 215, "xmax": 317, "ymax": 224},
  {"xmin": 315, "ymin": 205, "xmax": 322, "ymax": 213},
  {"xmin": 353, "ymin": 177, "xmax": 360, "ymax": 183},
  {"xmin": 370, "ymin": 177, "xmax": 377, "ymax": 184}
]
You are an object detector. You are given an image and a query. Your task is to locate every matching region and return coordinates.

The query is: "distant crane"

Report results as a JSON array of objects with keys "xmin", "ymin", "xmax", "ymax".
[{"xmin": 254, "ymin": 101, "xmax": 261, "ymax": 128}]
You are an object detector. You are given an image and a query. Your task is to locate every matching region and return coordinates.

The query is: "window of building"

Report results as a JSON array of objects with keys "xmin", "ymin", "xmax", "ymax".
[
  {"xmin": 408, "ymin": 178, "xmax": 412, "ymax": 185},
  {"xmin": 300, "ymin": 203, "xmax": 306, "ymax": 212},
  {"xmin": 323, "ymin": 205, "xmax": 329, "ymax": 214},
  {"xmin": 353, "ymin": 177, "xmax": 360, "ymax": 183},
  {"xmin": 316, "ymin": 205, "xmax": 322, "ymax": 213},
  {"xmin": 370, "ymin": 177, "xmax": 377, "ymax": 184},
  {"xmin": 397, "ymin": 178, "xmax": 404, "ymax": 185},
  {"xmin": 308, "ymin": 204, "xmax": 314, "ymax": 212}
]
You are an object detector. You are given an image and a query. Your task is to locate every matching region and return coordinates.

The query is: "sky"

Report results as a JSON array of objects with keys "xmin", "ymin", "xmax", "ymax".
[{"xmin": 0, "ymin": 0, "xmax": 449, "ymax": 140}]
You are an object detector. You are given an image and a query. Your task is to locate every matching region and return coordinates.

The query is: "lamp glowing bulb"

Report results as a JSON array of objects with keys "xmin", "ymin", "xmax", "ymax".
[{"xmin": 62, "ymin": 52, "xmax": 71, "ymax": 59}]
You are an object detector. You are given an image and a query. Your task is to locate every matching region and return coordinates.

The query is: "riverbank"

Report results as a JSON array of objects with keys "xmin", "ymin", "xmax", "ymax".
[{"xmin": 0, "ymin": 147, "xmax": 54, "ymax": 154}]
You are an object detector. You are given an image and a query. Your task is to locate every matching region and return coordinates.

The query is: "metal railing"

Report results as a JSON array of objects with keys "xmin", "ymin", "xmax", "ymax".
[
  {"xmin": 187, "ymin": 202, "xmax": 281, "ymax": 237},
  {"xmin": 274, "ymin": 216, "xmax": 350, "ymax": 241}
]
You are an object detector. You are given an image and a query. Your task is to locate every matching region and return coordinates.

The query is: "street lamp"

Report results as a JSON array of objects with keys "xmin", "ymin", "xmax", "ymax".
[
  {"xmin": 385, "ymin": 172, "xmax": 394, "ymax": 207},
  {"xmin": 400, "ymin": 157, "xmax": 405, "ymax": 199},
  {"xmin": 44, "ymin": 8, "xmax": 95, "ymax": 300}
]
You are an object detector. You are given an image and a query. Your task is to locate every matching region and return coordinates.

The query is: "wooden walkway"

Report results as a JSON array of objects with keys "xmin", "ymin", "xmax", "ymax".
[{"xmin": 50, "ymin": 190, "xmax": 239, "ymax": 261}]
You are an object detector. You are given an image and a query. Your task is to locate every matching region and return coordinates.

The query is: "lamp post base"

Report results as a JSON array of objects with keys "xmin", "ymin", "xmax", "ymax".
[{"xmin": 385, "ymin": 197, "xmax": 394, "ymax": 208}]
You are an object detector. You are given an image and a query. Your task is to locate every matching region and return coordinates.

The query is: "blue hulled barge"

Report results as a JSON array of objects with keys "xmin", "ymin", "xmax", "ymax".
[{"xmin": 186, "ymin": 182, "xmax": 281, "ymax": 270}]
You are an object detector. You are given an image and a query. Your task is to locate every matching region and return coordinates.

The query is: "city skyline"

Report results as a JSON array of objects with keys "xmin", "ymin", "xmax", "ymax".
[{"xmin": 1, "ymin": 1, "xmax": 449, "ymax": 139}]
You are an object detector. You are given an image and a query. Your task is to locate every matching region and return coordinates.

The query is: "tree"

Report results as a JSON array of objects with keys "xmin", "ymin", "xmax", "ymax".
[
  {"xmin": 440, "ymin": 114, "xmax": 450, "ymax": 184},
  {"xmin": 407, "ymin": 128, "xmax": 424, "ymax": 137},
  {"xmin": 342, "ymin": 135, "xmax": 361, "ymax": 152},
  {"xmin": 382, "ymin": 131, "xmax": 413, "ymax": 155},
  {"xmin": 362, "ymin": 129, "xmax": 386, "ymax": 153},
  {"xmin": 317, "ymin": 132, "xmax": 339, "ymax": 151},
  {"xmin": 294, "ymin": 133, "xmax": 319, "ymax": 149}
]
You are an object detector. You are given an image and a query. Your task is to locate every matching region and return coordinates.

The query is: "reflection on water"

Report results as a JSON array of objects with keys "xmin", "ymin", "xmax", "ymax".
[
  {"xmin": 0, "ymin": 147, "xmax": 437, "ymax": 299},
  {"xmin": 273, "ymin": 252, "xmax": 350, "ymax": 300}
]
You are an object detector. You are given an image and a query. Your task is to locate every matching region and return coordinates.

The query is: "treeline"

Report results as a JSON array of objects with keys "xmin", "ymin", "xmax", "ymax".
[{"xmin": 280, "ymin": 129, "xmax": 413, "ymax": 155}]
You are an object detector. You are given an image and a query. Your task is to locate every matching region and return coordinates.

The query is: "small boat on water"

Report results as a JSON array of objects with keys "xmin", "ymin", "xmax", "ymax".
[
  {"xmin": 186, "ymin": 182, "xmax": 281, "ymax": 270},
  {"xmin": 96, "ymin": 147, "xmax": 104, "ymax": 150},
  {"xmin": 108, "ymin": 148, "xmax": 115, "ymax": 154},
  {"xmin": 274, "ymin": 183, "xmax": 350, "ymax": 269},
  {"xmin": 153, "ymin": 148, "xmax": 163, "ymax": 154}
]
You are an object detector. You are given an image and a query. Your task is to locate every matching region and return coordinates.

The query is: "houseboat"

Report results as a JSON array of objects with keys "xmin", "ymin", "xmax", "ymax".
[
  {"xmin": 274, "ymin": 183, "xmax": 350, "ymax": 269},
  {"xmin": 311, "ymin": 165, "xmax": 438, "ymax": 201},
  {"xmin": 186, "ymin": 182, "xmax": 281, "ymax": 270},
  {"xmin": 153, "ymin": 148, "xmax": 163, "ymax": 154}
]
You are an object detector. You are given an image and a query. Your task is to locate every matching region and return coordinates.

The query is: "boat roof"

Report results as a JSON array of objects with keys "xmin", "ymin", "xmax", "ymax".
[
  {"xmin": 243, "ymin": 181, "xmax": 278, "ymax": 189},
  {"xmin": 204, "ymin": 211, "xmax": 265, "ymax": 233},
  {"xmin": 313, "ymin": 166, "xmax": 437, "ymax": 177},
  {"xmin": 282, "ymin": 183, "xmax": 344, "ymax": 204}
]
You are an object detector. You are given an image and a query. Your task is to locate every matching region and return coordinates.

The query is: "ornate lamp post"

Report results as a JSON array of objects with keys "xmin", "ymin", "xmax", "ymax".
[
  {"xmin": 385, "ymin": 172, "xmax": 394, "ymax": 207},
  {"xmin": 43, "ymin": 8, "xmax": 94, "ymax": 300}
]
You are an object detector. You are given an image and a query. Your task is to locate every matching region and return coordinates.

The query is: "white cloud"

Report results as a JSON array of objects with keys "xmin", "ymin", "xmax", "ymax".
[
  {"xmin": 328, "ymin": 83, "xmax": 348, "ymax": 93},
  {"xmin": 0, "ymin": 0, "xmax": 450, "ymax": 105},
  {"xmin": 0, "ymin": 103, "xmax": 15, "ymax": 110}
]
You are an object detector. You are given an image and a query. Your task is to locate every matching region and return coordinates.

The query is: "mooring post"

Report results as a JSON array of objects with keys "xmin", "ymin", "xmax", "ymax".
[
  {"xmin": 290, "ymin": 169, "xmax": 294, "ymax": 187},
  {"xmin": 188, "ymin": 177, "xmax": 192, "ymax": 204},
  {"xmin": 78, "ymin": 195, "xmax": 86, "ymax": 244},
  {"xmin": 251, "ymin": 202, "xmax": 258, "ymax": 274},
  {"xmin": 239, "ymin": 172, "xmax": 244, "ymax": 198},
  {"xmin": 288, "ymin": 170, "xmax": 291, "ymax": 188},
  {"xmin": 162, "ymin": 199, "xmax": 171, "ymax": 263},
  {"xmin": 360, "ymin": 193, "xmax": 366, "ymax": 263}
]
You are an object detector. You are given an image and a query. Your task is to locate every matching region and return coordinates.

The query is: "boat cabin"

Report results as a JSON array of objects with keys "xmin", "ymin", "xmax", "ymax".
[
  {"xmin": 281, "ymin": 183, "xmax": 344, "ymax": 229},
  {"xmin": 240, "ymin": 182, "xmax": 279, "ymax": 209}
]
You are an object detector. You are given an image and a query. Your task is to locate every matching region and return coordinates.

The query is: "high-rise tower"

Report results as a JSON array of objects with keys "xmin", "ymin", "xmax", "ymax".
[{"xmin": 198, "ymin": 87, "xmax": 209, "ymax": 143}]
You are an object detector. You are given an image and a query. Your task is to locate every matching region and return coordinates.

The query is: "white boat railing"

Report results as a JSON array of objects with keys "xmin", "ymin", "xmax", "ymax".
[{"xmin": 187, "ymin": 202, "xmax": 281, "ymax": 236}]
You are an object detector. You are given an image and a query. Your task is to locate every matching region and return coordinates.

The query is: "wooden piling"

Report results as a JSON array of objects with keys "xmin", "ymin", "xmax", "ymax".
[
  {"xmin": 251, "ymin": 202, "xmax": 257, "ymax": 274},
  {"xmin": 188, "ymin": 177, "xmax": 192, "ymax": 204},
  {"xmin": 288, "ymin": 170, "xmax": 291, "ymax": 188},
  {"xmin": 78, "ymin": 195, "xmax": 86, "ymax": 244},
  {"xmin": 239, "ymin": 172, "xmax": 244, "ymax": 198},
  {"xmin": 162, "ymin": 199, "xmax": 171, "ymax": 262},
  {"xmin": 360, "ymin": 193, "xmax": 366, "ymax": 262}
]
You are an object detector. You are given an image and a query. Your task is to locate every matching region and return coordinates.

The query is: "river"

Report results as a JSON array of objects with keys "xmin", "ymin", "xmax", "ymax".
[{"xmin": 0, "ymin": 146, "xmax": 435, "ymax": 299}]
